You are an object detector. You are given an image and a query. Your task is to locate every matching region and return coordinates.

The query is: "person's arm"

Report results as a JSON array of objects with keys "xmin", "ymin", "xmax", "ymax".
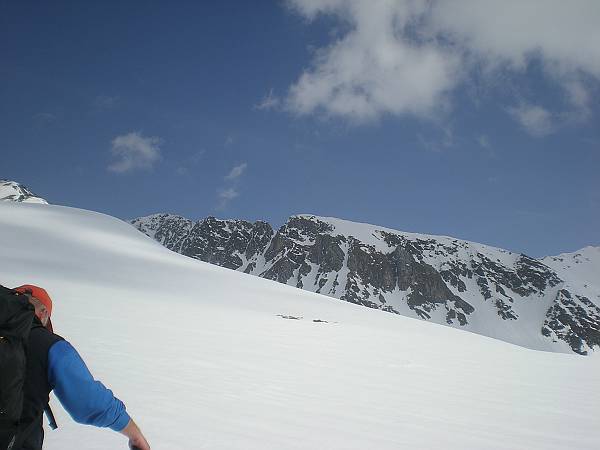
[
  {"xmin": 120, "ymin": 418, "xmax": 151, "ymax": 450},
  {"xmin": 47, "ymin": 339, "xmax": 151, "ymax": 448}
]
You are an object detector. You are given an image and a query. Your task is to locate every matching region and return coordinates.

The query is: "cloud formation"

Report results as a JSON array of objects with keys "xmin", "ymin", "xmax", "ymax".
[
  {"xmin": 508, "ymin": 103, "xmax": 555, "ymax": 137},
  {"xmin": 217, "ymin": 162, "xmax": 248, "ymax": 209},
  {"xmin": 429, "ymin": 1, "xmax": 600, "ymax": 76},
  {"xmin": 286, "ymin": 1, "xmax": 459, "ymax": 122},
  {"xmin": 216, "ymin": 187, "xmax": 240, "ymax": 210},
  {"xmin": 563, "ymin": 79, "xmax": 592, "ymax": 120},
  {"xmin": 255, "ymin": 88, "xmax": 281, "ymax": 111},
  {"xmin": 108, "ymin": 132, "xmax": 162, "ymax": 174},
  {"xmin": 285, "ymin": 0, "xmax": 600, "ymax": 128},
  {"xmin": 219, "ymin": 188, "xmax": 240, "ymax": 202},
  {"xmin": 224, "ymin": 163, "xmax": 248, "ymax": 181}
]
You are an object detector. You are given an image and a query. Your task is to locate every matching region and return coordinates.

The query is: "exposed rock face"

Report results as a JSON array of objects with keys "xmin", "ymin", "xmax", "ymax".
[
  {"xmin": 342, "ymin": 239, "xmax": 474, "ymax": 325},
  {"xmin": 179, "ymin": 217, "xmax": 273, "ymax": 270},
  {"xmin": 542, "ymin": 289, "xmax": 600, "ymax": 355},
  {"xmin": 131, "ymin": 213, "xmax": 600, "ymax": 355},
  {"xmin": 260, "ymin": 217, "xmax": 344, "ymax": 288},
  {"xmin": 131, "ymin": 215, "xmax": 274, "ymax": 271},
  {"xmin": 133, "ymin": 214, "xmax": 192, "ymax": 252}
]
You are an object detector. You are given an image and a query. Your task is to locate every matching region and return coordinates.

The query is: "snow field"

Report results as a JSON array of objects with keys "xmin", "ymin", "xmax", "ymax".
[{"xmin": 1, "ymin": 202, "xmax": 599, "ymax": 449}]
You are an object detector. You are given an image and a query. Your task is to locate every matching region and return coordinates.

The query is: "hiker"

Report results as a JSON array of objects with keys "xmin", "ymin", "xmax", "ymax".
[{"xmin": 6, "ymin": 284, "xmax": 150, "ymax": 450}]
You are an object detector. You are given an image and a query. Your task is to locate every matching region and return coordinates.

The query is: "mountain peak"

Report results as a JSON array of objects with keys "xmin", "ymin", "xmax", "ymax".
[{"xmin": 0, "ymin": 179, "xmax": 48, "ymax": 204}]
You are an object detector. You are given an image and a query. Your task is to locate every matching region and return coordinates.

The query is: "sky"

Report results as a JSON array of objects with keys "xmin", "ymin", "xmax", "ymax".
[{"xmin": 1, "ymin": 0, "xmax": 599, "ymax": 258}]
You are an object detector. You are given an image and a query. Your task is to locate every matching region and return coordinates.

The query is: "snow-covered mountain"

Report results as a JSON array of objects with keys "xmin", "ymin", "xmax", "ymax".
[
  {"xmin": 2, "ymin": 201, "xmax": 600, "ymax": 450},
  {"xmin": 542, "ymin": 246, "xmax": 600, "ymax": 299},
  {"xmin": 132, "ymin": 213, "xmax": 600, "ymax": 355},
  {"xmin": 0, "ymin": 179, "xmax": 48, "ymax": 204},
  {"xmin": 2, "ymin": 178, "xmax": 597, "ymax": 355}
]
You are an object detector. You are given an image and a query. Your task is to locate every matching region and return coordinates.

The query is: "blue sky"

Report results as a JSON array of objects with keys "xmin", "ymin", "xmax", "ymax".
[{"xmin": 1, "ymin": 0, "xmax": 599, "ymax": 257}]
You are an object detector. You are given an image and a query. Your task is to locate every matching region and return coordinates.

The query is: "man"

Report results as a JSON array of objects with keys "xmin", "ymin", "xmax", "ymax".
[{"xmin": 13, "ymin": 285, "xmax": 150, "ymax": 450}]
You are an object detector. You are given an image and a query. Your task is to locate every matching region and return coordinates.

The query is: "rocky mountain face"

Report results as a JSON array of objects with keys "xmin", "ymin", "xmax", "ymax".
[
  {"xmin": 0, "ymin": 180, "xmax": 48, "ymax": 204},
  {"xmin": 132, "ymin": 213, "xmax": 600, "ymax": 356},
  {"xmin": 540, "ymin": 247, "xmax": 600, "ymax": 355}
]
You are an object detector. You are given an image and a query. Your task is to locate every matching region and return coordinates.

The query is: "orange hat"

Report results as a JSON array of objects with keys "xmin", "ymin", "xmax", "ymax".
[{"xmin": 15, "ymin": 284, "xmax": 53, "ymax": 316}]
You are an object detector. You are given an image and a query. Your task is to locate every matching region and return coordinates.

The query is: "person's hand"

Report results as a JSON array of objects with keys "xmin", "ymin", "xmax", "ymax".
[
  {"xmin": 129, "ymin": 433, "xmax": 151, "ymax": 450},
  {"xmin": 120, "ymin": 418, "xmax": 150, "ymax": 450}
]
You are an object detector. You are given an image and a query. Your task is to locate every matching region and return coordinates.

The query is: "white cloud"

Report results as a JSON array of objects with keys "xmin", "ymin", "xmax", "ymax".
[
  {"xmin": 286, "ymin": 0, "xmax": 459, "ymax": 122},
  {"xmin": 217, "ymin": 163, "xmax": 248, "ymax": 209},
  {"xmin": 430, "ymin": 1, "xmax": 600, "ymax": 77},
  {"xmin": 508, "ymin": 103, "xmax": 555, "ymax": 137},
  {"xmin": 108, "ymin": 132, "xmax": 162, "ymax": 173},
  {"xmin": 216, "ymin": 188, "xmax": 239, "ymax": 210},
  {"xmin": 562, "ymin": 79, "xmax": 592, "ymax": 121},
  {"xmin": 285, "ymin": 0, "xmax": 600, "ymax": 125},
  {"xmin": 255, "ymin": 89, "xmax": 281, "ymax": 111},
  {"xmin": 224, "ymin": 163, "xmax": 248, "ymax": 181},
  {"xmin": 219, "ymin": 188, "xmax": 239, "ymax": 201}
]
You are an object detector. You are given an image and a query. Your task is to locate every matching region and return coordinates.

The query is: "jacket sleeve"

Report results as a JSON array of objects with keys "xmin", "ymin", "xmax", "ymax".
[{"xmin": 47, "ymin": 340, "xmax": 131, "ymax": 432}]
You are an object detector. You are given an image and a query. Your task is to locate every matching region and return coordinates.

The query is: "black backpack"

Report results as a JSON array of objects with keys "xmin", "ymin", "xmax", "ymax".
[{"xmin": 0, "ymin": 285, "xmax": 35, "ymax": 450}]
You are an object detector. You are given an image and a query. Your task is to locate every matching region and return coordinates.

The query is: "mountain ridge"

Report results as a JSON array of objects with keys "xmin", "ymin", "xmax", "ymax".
[
  {"xmin": 1, "ymin": 179, "xmax": 597, "ymax": 355},
  {"xmin": 131, "ymin": 211, "xmax": 600, "ymax": 355}
]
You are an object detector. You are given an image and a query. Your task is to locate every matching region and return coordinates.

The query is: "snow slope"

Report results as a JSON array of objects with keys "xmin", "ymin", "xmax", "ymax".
[
  {"xmin": 543, "ymin": 246, "xmax": 600, "ymax": 303},
  {"xmin": 1, "ymin": 202, "xmax": 599, "ymax": 450}
]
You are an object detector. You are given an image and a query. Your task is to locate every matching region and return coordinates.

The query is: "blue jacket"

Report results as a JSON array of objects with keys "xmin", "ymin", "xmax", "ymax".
[{"xmin": 47, "ymin": 340, "xmax": 131, "ymax": 432}]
